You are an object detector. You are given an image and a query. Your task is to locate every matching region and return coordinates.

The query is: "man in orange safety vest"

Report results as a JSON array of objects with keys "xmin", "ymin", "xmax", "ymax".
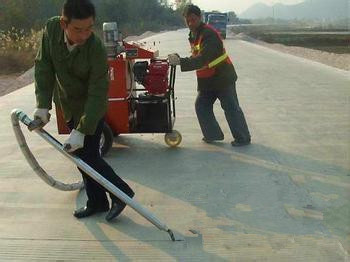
[{"xmin": 168, "ymin": 4, "xmax": 251, "ymax": 146}]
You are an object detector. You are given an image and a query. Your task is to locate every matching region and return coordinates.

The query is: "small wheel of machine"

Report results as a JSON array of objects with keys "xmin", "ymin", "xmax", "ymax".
[
  {"xmin": 100, "ymin": 122, "xmax": 114, "ymax": 156},
  {"xmin": 164, "ymin": 130, "xmax": 182, "ymax": 147}
]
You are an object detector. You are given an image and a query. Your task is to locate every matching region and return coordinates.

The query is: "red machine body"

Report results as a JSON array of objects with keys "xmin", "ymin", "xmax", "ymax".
[{"xmin": 105, "ymin": 57, "xmax": 134, "ymax": 133}]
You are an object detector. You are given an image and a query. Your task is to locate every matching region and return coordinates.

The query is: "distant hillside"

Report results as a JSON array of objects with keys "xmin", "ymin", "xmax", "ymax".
[{"xmin": 239, "ymin": 0, "xmax": 349, "ymax": 20}]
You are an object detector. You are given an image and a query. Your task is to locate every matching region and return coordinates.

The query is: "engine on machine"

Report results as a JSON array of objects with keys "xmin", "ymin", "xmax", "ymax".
[{"xmin": 133, "ymin": 59, "xmax": 169, "ymax": 95}]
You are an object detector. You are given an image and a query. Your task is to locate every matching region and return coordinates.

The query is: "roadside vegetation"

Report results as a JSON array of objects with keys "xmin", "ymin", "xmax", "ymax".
[
  {"xmin": 0, "ymin": 0, "xmax": 190, "ymax": 75},
  {"xmin": 0, "ymin": 28, "xmax": 42, "ymax": 74}
]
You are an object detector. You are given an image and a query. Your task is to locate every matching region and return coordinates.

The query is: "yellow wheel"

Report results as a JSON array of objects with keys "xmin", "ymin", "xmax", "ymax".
[{"xmin": 164, "ymin": 130, "xmax": 182, "ymax": 147}]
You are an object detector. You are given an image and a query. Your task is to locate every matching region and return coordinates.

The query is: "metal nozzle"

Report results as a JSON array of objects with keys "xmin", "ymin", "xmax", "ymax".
[{"xmin": 167, "ymin": 229, "xmax": 175, "ymax": 241}]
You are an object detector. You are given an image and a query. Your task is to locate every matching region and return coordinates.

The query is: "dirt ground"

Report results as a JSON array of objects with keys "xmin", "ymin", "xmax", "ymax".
[
  {"xmin": 0, "ymin": 31, "xmax": 349, "ymax": 97},
  {"xmin": 0, "ymin": 67, "xmax": 34, "ymax": 97}
]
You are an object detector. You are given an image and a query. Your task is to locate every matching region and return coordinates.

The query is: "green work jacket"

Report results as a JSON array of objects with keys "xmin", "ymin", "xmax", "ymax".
[{"xmin": 34, "ymin": 16, "xmax": 109, "ymax": 135}]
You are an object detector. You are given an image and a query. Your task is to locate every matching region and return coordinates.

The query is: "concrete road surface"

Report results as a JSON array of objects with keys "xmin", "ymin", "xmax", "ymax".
[{"xmin": 0, "ymin": 29, "xmax": 349, "ymax": 261}]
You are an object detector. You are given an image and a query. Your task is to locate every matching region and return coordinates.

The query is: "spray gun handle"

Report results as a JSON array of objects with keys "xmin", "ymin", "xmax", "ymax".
[{"xmin": 28, "ymin": 118, "xmax": 45, "ymax": 131}]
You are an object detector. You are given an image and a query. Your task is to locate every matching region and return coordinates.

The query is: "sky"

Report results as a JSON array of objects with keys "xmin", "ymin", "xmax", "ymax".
[{"xmin": 179, "ymin": 0, "xmax": 305, "ymax": 14}]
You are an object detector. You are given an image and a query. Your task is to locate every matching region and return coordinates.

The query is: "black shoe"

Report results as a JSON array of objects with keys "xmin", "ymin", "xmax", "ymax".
[
  {"xmin": 73, "ymin": 205, "xmax": 109, "ymax": 219},
  {"xmin": 202, "ymin": 136, "xmax": 224, "ymax": 143},
  {"xmin": 106, "ymin": 192, "xmax": 135, "ymax": 222},
  {"xmin": 231, "ymin": 139, "xmax": 251, "ymax": 147}
]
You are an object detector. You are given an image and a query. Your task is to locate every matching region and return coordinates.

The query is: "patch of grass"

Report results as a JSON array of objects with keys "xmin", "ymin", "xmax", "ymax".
[{"xmin": 0, "ymin": 28, "xmax": 42, "ymax": 74}]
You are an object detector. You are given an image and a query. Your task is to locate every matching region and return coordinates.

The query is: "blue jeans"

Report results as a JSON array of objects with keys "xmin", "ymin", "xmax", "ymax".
[
  {"xmin": 195, "ymin": 82, "xmax": 251, "ymax": 142},
  {"xmin": 68, "ymin": 119, "xmax": 134, "ymax": 209}
]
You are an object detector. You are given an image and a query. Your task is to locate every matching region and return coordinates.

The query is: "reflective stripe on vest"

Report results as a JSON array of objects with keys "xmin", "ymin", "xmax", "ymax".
[
  {"xmin": 192, "ymin": 44, "xmax": 201, "ymax": 52},
  {"xmin": 208, "ymin": 53, "xmax": 228, "ymax": 68},
  {"xmin": 193, "ymin": 44, "xmax": 228, "ymax": 69}
]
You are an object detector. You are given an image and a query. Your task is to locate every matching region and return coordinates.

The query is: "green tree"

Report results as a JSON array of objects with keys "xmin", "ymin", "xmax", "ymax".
[{"xmin": 0, "ymin": 0, "xmax": 183, "ymax": 35}]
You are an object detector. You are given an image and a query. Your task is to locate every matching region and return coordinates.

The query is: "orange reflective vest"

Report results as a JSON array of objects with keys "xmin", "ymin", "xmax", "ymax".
[{"xmin": 191, "ymin": 24, "xmax": 232, "ymax": 78}]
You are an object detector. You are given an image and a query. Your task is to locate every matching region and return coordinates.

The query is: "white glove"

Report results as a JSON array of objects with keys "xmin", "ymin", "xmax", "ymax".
[
  {"xmin": 63, "ymin": 129, "xmax": 85, "ymax": 152},
  {"xmin": 33, "ymin": 108, "xmax": 50, "ymax": 124},
  {"xmin": 168, "ymin": 53, "xmax": 180, "ymax": 66}
]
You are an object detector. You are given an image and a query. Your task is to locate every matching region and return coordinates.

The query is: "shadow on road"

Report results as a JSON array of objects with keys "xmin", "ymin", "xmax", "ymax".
[
  {"xmin": 72, "ymin": 134, "xmax": 349, "ymax": 257},
  {"xmin": 106, "ymin": 135, "xmax": 349, "ymax": 236}
]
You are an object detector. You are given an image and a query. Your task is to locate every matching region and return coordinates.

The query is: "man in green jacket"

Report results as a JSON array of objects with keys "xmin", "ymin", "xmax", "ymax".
[
  {"xmin": 33, "ymin": 0, "xmax": 134, "ymax": 221},
  {"xmin": 168, "ymin": 4, "xmax": 251, "ymax": 146}
]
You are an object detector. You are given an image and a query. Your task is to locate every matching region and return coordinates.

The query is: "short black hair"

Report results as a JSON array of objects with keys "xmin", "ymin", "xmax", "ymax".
[
  {"xmin": 62, "ymin": 0, "xmax": 96, "ymax": 23},
  {"xmin": 182, "ymin": 4, "xmax": 201, "ymax": 17}
]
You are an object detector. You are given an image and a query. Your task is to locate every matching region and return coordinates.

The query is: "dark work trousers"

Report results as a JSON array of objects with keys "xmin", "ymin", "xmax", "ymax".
[
  {"xmin": 67, "ymin": 118, "xmax": 134, "ymax": 209},
  {"xmin": 195, "ymin": 82, "xmax": 251, "ymax": 142}
]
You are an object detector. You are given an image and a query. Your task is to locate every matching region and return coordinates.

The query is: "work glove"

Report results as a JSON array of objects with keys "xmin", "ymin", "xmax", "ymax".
[
  {"xmin": 168, "ymin": 53, "xmax": 181, "ymax": 66},
  {"xmin": 33, "ymin": 108, "xmax": 50, "ymax": 125},
  {"xmin": 63, "ymin": 129, "xmax": 85, "ymax": 153}
]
